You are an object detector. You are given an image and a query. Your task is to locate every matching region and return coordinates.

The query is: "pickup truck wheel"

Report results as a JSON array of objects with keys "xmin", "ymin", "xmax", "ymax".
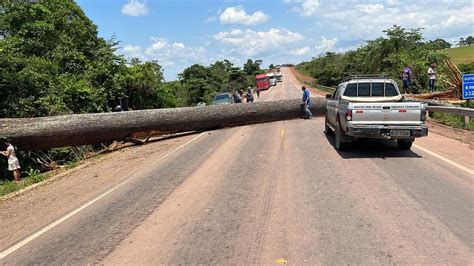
[
  {"xmin": 397, "ymin": 139, "xmax": 413, "ymax": 150},
  {"xmin": 324, "ymin": 115, "xmax": 333, "ymax": 135},
  {"xmin": 335, "ymin": 120, "xmax": 350, "ymax": 151}
]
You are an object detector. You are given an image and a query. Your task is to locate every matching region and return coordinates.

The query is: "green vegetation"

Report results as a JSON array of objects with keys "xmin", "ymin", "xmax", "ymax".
[
  {"xmin": 298, "ymin": 25, "xmax": 453, "ymax": 93},
  {"xmin": 431, "ymin": 101, "xmax": 474, "ymax": 131},
  {"xmin": 441, "ymin": 46, "xmax": 474, "ymax": 65},
  {"xmin": 457, "ymin": 36, "xmax": 474, "ymax": 47},
  {"xmin": 0, "ymin": 168, "xmax": 46, "ymax": 197},
  {"xmin": 431, "ymin": 112, "xmax": 474, "ymax": 131}
]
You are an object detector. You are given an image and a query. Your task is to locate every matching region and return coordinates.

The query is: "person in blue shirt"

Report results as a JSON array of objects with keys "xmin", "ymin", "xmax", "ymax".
[{"xmin": 301, "ymin": 86, "xmax": 313, "ymax": 119}]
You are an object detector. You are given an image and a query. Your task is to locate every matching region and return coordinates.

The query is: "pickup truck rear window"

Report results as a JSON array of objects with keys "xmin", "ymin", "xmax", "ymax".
[
  {"xmin": 343, "ymin": 82, "xmax": 399, "ymax": 97},
  {"xmin": 385, "ymin": 83, "xmax": 398, "ymax": 96},
  {"xmin": 358, "ymin": 83, "xmax": 370, "ymax": 97},
  {"xmin": 344, "ymin": 84, "xmax": 357, "ymax": 96},
  {"xmin": 372, "ymin": 83, "xmax": 384, "ymax": 96}
]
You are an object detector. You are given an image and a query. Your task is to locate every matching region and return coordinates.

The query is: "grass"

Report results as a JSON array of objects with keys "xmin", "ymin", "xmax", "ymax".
[
  {"xmin": 0, "ymin": 153, "xmax": 106, "ymax": 197},
  {"xmin": 442, "ymin": 46, "xmax": 474, "ymax": 64},
  {"xmin": 431, "ymin": 100, "xmax": 474, "ymax": 131},
  {"xmin": 0, "ymin": 169, "xmax": 47, "ymax": 197}
]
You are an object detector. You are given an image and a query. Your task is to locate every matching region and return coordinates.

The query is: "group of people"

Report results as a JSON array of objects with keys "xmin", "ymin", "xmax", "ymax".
[
  {"xmin": 401, "ymin": 63, "xmax": 437, "ymax": 94},
  {"xmin": 233, "ymin": 87, "xmax": 256, "ymax": 103}
]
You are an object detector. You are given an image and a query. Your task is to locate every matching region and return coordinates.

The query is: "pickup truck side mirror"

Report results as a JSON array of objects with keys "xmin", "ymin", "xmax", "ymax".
[{"xmin": 326, "ymin": 94, "xmax": 333, "ymax": 99}]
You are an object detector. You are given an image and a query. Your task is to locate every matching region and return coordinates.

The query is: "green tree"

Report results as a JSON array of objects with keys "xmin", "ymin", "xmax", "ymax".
[
  {"xmin": 0, "ymin": 0, "xmax": 124, "ymax": 117},
  {"xmin": 115, "ymin": 59, "xmax": 166, "ymax": 110},
  {"xmin": 243, "ymin": 59, "xmax": 260, "ymax": 75},
  {"xmin": 428, "ymin": 38, "xmax": 452, "ymax": 49},
  {"xmin": 458, "ymin": 36, "xmax": 473, "ymax": 47}
]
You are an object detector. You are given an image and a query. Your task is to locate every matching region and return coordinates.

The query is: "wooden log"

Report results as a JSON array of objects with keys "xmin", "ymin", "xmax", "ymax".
[{"xmin": 0, "ymin": 97, "xmax": 327, "ymax": 150}]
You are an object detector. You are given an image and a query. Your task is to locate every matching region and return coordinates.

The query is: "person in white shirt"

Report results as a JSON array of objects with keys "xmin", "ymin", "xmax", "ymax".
[
  {"xmin": 1, "ymin": 138, "xmax": 21, "ymax": 183},
  {"xmin": 428, "ymin": 63, "xmax": 437, "ymax": 93}
]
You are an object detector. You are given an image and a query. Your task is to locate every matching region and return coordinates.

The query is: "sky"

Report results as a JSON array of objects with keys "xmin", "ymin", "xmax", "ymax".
[{"xmin": 76, "ymin": 0, "xmax": 474, "ymax": 81}]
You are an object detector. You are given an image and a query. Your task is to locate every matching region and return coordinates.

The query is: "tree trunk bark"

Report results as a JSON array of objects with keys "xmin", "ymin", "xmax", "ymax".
[{"xmin": 0, "ymin": 97, "xmax": 327, "ymax": 150}]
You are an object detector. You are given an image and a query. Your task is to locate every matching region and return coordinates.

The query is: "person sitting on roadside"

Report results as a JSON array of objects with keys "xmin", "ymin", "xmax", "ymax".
[
  {"xmin": 233, "ymin": 91, "xmax": 242, "ymax": 103},
  {"xmin": 1, "ymin": 138, "xmax": 22, "ymax": 183}
]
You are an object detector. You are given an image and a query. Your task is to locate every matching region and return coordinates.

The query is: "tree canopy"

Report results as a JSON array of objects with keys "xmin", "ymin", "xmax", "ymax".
[{"xmin": 0, "ymin": 1, "xmax": 180, "ymax": 118}]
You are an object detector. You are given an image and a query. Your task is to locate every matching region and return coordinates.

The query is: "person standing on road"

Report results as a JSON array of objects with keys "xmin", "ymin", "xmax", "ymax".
[
  {"xmin": 428, "ymin": 63, "xmax": 437, "ymax": 93},
  {"xmin": 256, "ymin": 87, "xmax": 260, "ymax": 98},
  {"xmin": 1, "ymin": 138, "xmax": 21, "ymax": 183},
  {"xmin": 301, "ymin": 86, "xmax": 313, "ymax": 119},
  {"xmin": 402, "ymin": 65, "xmax": 413, "ymax": 94},
  {"xmin": 246, "ymin": 87, "xmax": 254, "ymax": 103}
]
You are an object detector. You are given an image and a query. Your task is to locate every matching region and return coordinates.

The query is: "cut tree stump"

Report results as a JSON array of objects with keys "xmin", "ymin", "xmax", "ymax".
[{"xmin": 0, "ymin": 97, "xmax": 327, "ymax": 150}]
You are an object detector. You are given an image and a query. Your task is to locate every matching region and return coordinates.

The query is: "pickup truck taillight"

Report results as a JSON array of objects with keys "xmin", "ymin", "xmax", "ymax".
[{"xmin": 345, "ymin": 110, "xmax": 352, "ymax": 121}]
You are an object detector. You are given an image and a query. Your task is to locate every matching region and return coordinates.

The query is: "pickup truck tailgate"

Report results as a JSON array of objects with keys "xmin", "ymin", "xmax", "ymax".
[{"xmin": 351, "ymin": 102, "xmax": 423, "ymax": 125}]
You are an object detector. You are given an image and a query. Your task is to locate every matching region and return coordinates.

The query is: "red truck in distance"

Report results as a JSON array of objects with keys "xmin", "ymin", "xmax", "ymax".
[{"xmin": 256, "ymin": 74, "xmax": 269, "ymax": 91}]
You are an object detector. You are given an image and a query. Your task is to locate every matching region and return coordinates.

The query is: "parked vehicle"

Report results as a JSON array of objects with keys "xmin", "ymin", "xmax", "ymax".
[
  {"xmin": 276, "ymin": 73, "xmax": 283, "ymax": 82},
  {"xmin": 325, "ymin": 76, "xmax": 428, "ymax": 150},
  {"xmin": 212, "ymin": 92, "xmax": 235, "ymax": 105},
  {"xmin": 256, "ymin": 74, "xmax": 269, "ymax": 91},
  {"xmin": 267, "ymin": 73, "xmax": 276, "ymax": 87}
]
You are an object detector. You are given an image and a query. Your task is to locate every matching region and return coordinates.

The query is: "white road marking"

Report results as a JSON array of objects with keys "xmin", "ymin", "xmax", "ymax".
[
  {"xmin": 413, "ymin": 144, "xmax": 474, "ymax": 176},
  {"xmin": 0, "ymin": 132, "xmax": 207, "ymax": 259}
]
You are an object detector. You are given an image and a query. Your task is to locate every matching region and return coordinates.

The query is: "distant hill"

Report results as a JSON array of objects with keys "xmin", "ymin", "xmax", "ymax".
[{"xmin": 442, "ymin": 46, "xmax": 474, "ymax": 64}]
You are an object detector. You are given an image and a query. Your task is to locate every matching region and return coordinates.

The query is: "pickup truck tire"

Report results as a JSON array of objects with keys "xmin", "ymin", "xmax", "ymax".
[
  {"xmin": 335, "ymin": 120, "xmax": 350, "ymax": 151},
  {"xmin": 324, "ymin": 115, "xmax": 333, "ymax": 135},
  {"xmin": 397, "ymin": 139, "xmax": 413, "ymax": 150}
]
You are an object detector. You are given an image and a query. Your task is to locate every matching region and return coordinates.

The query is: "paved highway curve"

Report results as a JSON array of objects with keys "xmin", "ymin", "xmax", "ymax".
[{"xmin": 1, "ymin": 68, "xmax": 473, "ymax": 264}]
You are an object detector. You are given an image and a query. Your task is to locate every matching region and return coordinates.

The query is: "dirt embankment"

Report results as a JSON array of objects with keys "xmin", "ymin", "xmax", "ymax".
[
  {"xmin": 288, "ymin": 67, "xmax": 327, "ymax": 97},
  {"xmin": 289, "ymin": 67, "xmax": 314, "ymax": 84}
]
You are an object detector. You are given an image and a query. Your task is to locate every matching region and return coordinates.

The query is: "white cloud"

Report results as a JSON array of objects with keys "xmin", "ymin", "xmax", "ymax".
[
  {"xmin": 284, "ymin": 0, "xmax": 320, "ymax": 17},
  {"xmin": 386, "ymin": 0, "xmax": 399, "ymax": 6},
  {"xmin": 315, "ymin": 37, "xmax": 337, "ymax": 53},
  {"xmin": 214, "ymin": 28, "xmax": 304, "ymax": 56},
  {"xmin": 356, "ymin": 4, "xmax": 384, "ymax": 13},
  {"xmin": 145, "ymin": 38, "xmax": 205, "ymax": 65},
  {"xmin": 219, "ymin": 7, "xmax": 270, "ymax": 26},
  {"xmin": 290, "ymin": 47, "xmax": 311, "ymax": 56},
  {"xmin": 121, "ymin": 45, "xmax": 145, "ymax": 60},
  {"xmin": 120, "ymin": 38, "xmax": 209, "ymax": 80},
  {"xmin": 121, "ymin": 0, "xmax": 149, "ymax": 17},
  {"xmin": 204, "ymin": 16, "xmax": 217, "ymax": 23},
  {"xmin": 314, "ymin": 0, "xmax": 473, "ymax": 46}
]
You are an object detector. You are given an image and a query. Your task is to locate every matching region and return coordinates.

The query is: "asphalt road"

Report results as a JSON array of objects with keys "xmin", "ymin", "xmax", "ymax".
[{"xmin": 1, "ymin": 68, "xmax": 473, "ymax": 264}]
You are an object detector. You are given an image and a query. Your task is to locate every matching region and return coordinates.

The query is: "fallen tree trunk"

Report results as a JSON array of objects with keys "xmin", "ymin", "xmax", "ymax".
[{"xmin": 0, "ymin": 97, "xmax": 327, "ymax": 150}]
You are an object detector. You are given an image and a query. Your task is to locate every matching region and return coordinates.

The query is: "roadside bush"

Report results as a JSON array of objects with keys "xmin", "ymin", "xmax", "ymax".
[{"xmin": 431, "ymin": 112, "xmax": 474, "ymax": 131}]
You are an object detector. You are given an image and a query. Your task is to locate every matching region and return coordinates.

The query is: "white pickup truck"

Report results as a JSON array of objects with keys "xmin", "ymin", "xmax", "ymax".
[{"xmin": 325, "ymin": 77, "xmax": 428, "ymax": 150}]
